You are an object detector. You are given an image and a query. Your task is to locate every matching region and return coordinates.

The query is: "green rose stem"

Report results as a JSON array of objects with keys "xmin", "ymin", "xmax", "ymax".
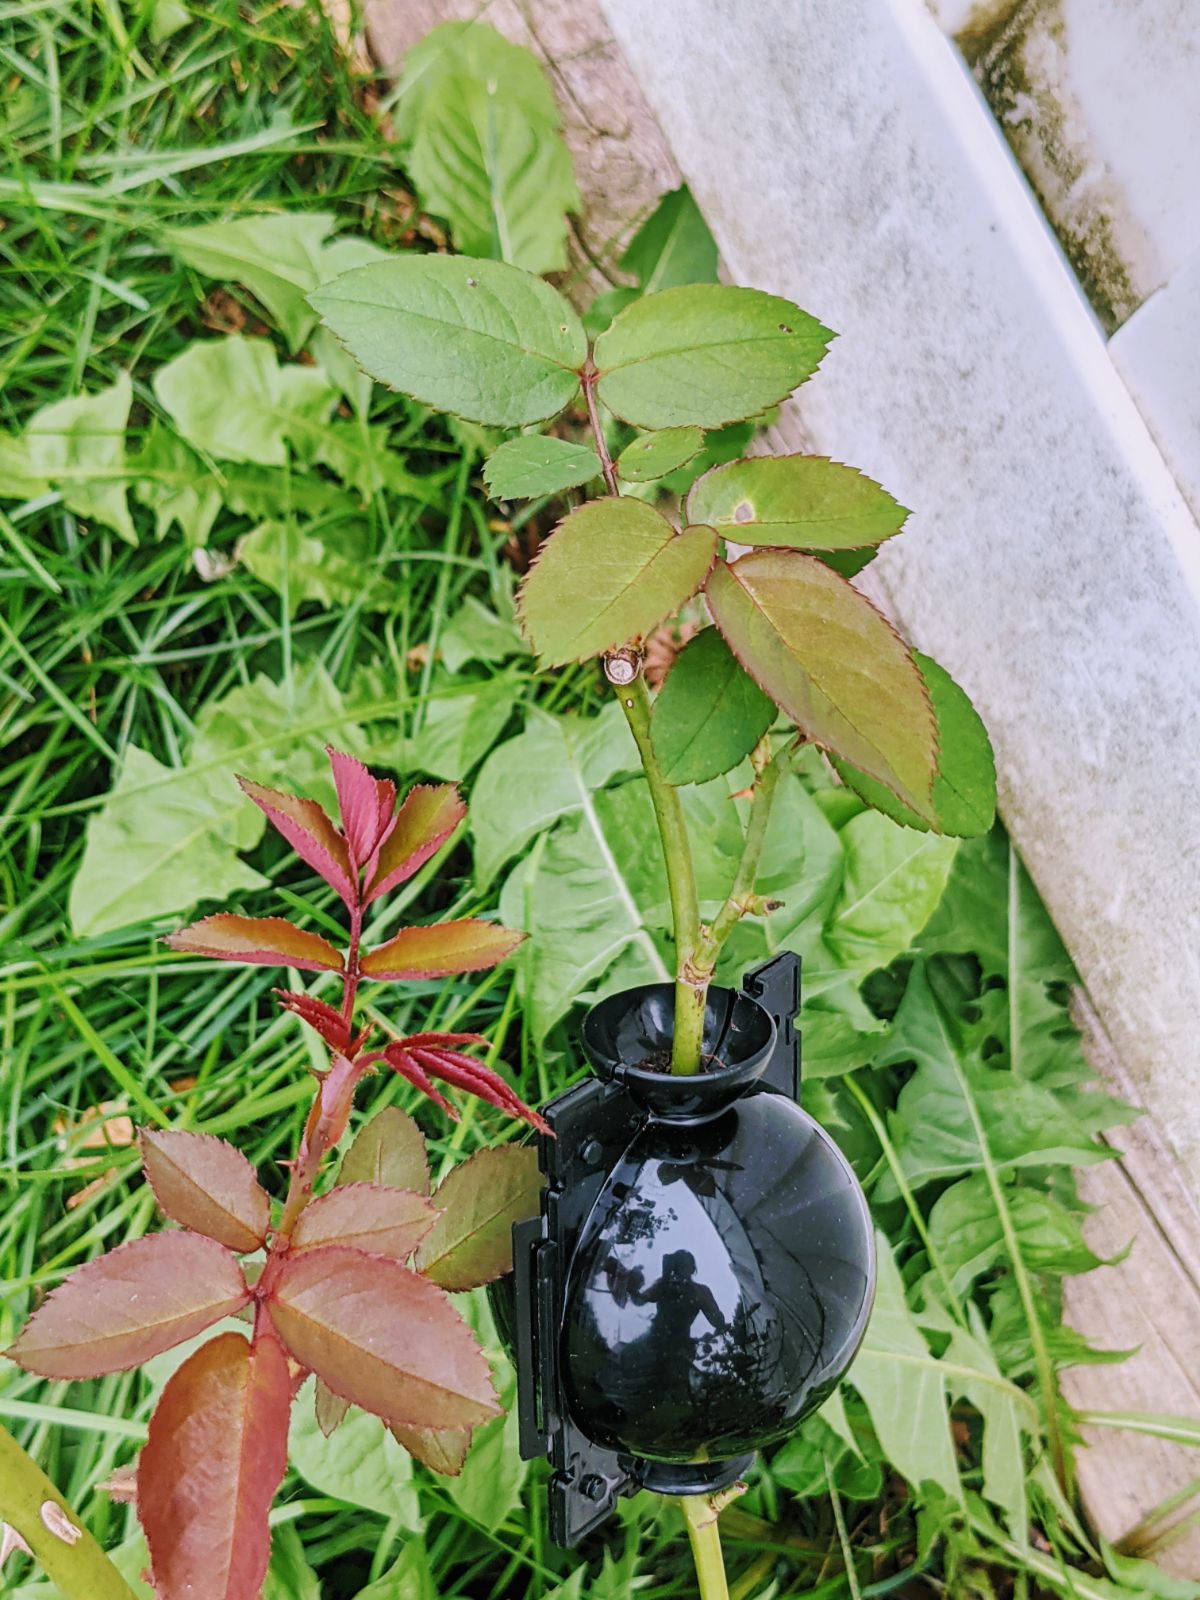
[
  {"xmin": 583, "ymin": 371, "xmax": 786, "ymax": 1080},
  {"xmin": 583, "ymin": 379, "xmax": 788, "ymax": 1600},
  {"xmin": 681, "ymin": 1495, "xmax": 732, "ymax": 1600},
  {"xmin": 0, "ymin": 1423, "xmax": 140, "ymax": 1600},
  {"xmin": 611, "ymin": 670, "xmax": 705, "ymax": 1073}
]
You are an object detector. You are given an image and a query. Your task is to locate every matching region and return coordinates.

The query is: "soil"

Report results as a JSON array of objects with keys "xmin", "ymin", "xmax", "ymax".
[{"xmin": 634, "ymin": 1049, "xmax": 726, "ymax": 1074}]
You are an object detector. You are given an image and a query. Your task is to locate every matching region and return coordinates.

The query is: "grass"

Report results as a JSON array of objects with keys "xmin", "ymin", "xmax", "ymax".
[
  {"xmin": 2, "ymin": 6, "xmax": 1193, "ymax": 1600},
  {"xmin": 0, "ymin": 4, "xmax": 601, "ymax": 1594}
]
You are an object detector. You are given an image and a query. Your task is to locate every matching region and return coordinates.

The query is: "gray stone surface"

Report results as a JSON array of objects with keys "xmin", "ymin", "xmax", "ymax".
[
  {"xmin": 599, "ymin": 0, "xmax": 1200, "ymax": 1212},
  {"xmin": 931, "ymin": 0, "xmax": 1200, "ymax": 330},
  {"xmin": 1112, "ymin": 250, "xmax": 1200, "ymax": 526}
]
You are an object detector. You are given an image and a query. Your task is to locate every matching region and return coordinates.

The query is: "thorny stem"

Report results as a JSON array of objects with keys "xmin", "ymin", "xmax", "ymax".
[
  {"xmin": 699, "ymin": 741, "xmax": 783, "ymax": 960},
  {"xmin": 614, "ymin": 675, "xmax": 703, "ymax": 1072},
  {"xmin": 0, "ymin": 1424, "xmax": 139, "ymax": 1600},
  {"xmin": 680, "ymin": 1496, "xmax": 731, "ymax": 1600},
  {"xmin": 582, "ymin": 364, "xmax": 619, "ymax": 495},
  {"xmin": 340, "ymin": 905, "xmax": 363, "ymax": 1026},
  {"xmin": 583, "ymin": 374, "xmax": 787, "ymax": 1077},
  {"xmin": 276, "ymin": 927, "xmax": 367, "ymax": 1241}
]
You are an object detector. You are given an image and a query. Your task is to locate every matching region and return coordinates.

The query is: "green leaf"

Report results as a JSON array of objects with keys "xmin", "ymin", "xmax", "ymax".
[
  {"xmin": 617, "ymin": 426, "xmax": 704, "ymax": 484},
  {"xmin": 153, "ymin": 335, "xmax": 336, "ymax": 466},
  {"xmin": 518, "ymin": 498, "xmax": 716, "ymax": 665},
  {"xmin": 593, "ymin": 284, "xmax": 833, "ymax": 429},
  {"xmin": 929, "ymin": 1172, "xmax": 1103, "ymax": 1296},
  {"xmin": 706, "ymin": 550, "xmax": 937, "ymax": 817},
  {"xmin": 0, "ymin": 433, "xmax": 50, "ymax": 500},
  {"xmin": 825, "ymin": 810, "xmax": 958, "ymax": 980},
  {"xmin": 166, "ymin": 213, "xmax": 339, "ymax": 350},
  {"xmin": 832, "ymin": 653, "xmax": 996, "ymax": 838},
  {"xmin": 470, "ymin": 703, "xmax": 639, "ymax": 885},
  {"xmin": 395, "ymin": 21, "xmax": 560, "ymax": 142},
  {"xmin": 483, "ymin": 435, "xmax": 601, "ymax": 500},
  {"xmin": 315, "ymin": 421, "xmax": 448, "ymax": 502},
  {"xmin": 918, "ymin": 1299, "xmax": 1030, "ymax": 1535},
  {"xmin": 288, "ymin": 1379, "xmax": 423, "ymax": 1528},
  {"xmin": 69, "ymin": 745, "xmax": 266, "ymax": 938},
  {"xmin": 405, "ymin": 681, "xmax": 514, "ymax": 781},
  {"xmin": 238, "ymin": 519, "xmax": 388, "ymax": 614},
  {"xmin": 848, "ymin": 1232, "xmax": 961, "ymax": 1499},
  {"xmin": 618, "ymin": 185, "xmax": 719, "ymax": 292},
  {"xmin": 447, "ymin": 1404, "xmax": 527, "ymax": 1531},
  {"xmin": 877, "ymin": 962, "xmax": 1113, "ymax": 1192},
  {"xmin": 310, "ymin": 255, "xmax": 586, "ymax": 427},
  {"xmin": 415, "ymin": 1145, "xmax": 542, "ymax": 1290},
  {"xmin": 1101, "ymin": 1548, "xmax": 1200, "ymax": 1600},
  {"xmin": 339, "ymin": 1106, "xmax": 430, "ymax": 1195},
  {"xmin": 499, "ymin": 772, "xmax": 743, "ymax": 1037},
  {"xmin": 24, "ymin": 373, "xmax": 136, "ymax": 542},
  {"xmin": 69, "ymin": 665, "xmax": 365, "ymax": 935},
  {"xmin": 650, "ymin": 627, "xmax": 774, "ymax": 784},
  {"xmin": 149, "ymin": 0, "xmax": 190, "ymax": 43},
  {"xmin": 131, "ymin": 422, "xmax": 223, "ymax": 547},
  {"xmin": 349, "ymin": 1542, "xmax": 437, "ymax": 1600},
  {"xmin": 686, "ymin": 454, "xmax": 909, "ymax": 550},
  {"xmin": 500, "ymin": 810, "xmax": 668, "ymax": 1041},
  {"xmin": 262, "ymin": 1527, "xmax": 320, "ymax": 1600},
  {"xmin": 396, "ymin": 24, "xmax": 579, "ymax": 268},
  {"xmin": 440, "ymin": 593, "xmax": 525, "ymax": 675}
]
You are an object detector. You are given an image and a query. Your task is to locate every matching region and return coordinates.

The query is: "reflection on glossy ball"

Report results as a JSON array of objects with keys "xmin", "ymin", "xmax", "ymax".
[{"xmin": 560, "ymin": 1091, "xmax": 874, "ymax": 1462}]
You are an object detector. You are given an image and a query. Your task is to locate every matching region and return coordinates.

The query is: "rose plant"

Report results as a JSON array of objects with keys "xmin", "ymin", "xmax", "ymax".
[
  {"xmin": 5, "ymin": 749, "xmax": 541, "ymax": 1600},
  {"xmin": 310, "ymin": 256, "xmax": 998, "ymax": 1081}
]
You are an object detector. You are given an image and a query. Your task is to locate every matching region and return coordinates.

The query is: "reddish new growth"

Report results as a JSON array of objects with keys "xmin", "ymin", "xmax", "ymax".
[
  {"xmin": 169, "ymin": 747, "xmax": 545, "ymax": 1138},
  {"xmin": 7, "ymin": 749, "xmax": 543, "ymax": 1600}
]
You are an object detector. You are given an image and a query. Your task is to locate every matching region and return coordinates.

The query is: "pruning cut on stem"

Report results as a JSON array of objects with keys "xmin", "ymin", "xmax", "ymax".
[{"xmin": 0, "ymin": 1425, "xmax": 138, "ymax": 1600}]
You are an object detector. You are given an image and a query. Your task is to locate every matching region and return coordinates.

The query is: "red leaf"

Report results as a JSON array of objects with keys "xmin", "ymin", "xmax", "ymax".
[
  {"xmin": 385, "ymin": 1040, "xmax": 549, "ymax": 1134},
  {"xmin": 327, "ymin": 746, "xmax": 396, "ymax": 871},
  {"xmin": 381, "ymin": 1046, "xmax": 458, "ymax": 1119},
  {"xmin": 167, "ymin": 914, "xmax": 344, "ymax": 974},
  {"xmin": 140, "ymin": 1130, "xmax": 271, "ymax": 1253},
  {"xmin": 364, "ymin": 784, "xmax": 465, "ymax": 905},
  {"xmin": 361, "ymin": 919, "xmax": 525, "ymax": 981},
  {"xmin": 7, "ymin": 1233, "xmax": 249, "ymax": 1379},
  {"xmin": 238, "ymin": 778, "xmax": 357, "ymax": 907},
  {"xmin": 138, "ymin": 1329, "xmax": 291, "ymax": 1600},
  {"xmin": 402, "ymin": 1031, "xmax": 489, "ymax": 1051},
  {"xmin": 274, "ymin": 989, "xmax": 351, "ymax": 1052},
  {"xmin": 390, "ymin": 1421, "xmax": 472, "ymax": 1476},
  {"xmin": 291, "ymin": 1183, "xmax": 437, "ymax": 1261},
  {"xmin": 267, "ymin": 1246, "xmax": 498, "ymax": 1431}
]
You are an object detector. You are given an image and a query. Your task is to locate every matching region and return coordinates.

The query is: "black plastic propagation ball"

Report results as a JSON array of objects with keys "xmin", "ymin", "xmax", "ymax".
[
  {"xmin": 560, "ymin": 981, "xmax": 875, "ymax": 1464},
  {"xmin": 500, "ymin": 956, "xmax": 877, "ymax": 1545}
]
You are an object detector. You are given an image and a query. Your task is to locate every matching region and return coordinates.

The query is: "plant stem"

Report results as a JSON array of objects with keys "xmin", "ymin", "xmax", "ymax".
[
  {"xmin": 680, "ymin": 1496, "xmax": 731, "ymax": 1600},
  {"xmin": 582, "ymin": 365, "xmax": 619, "ymax": 495},
  {"xmin": 699, "ymin": 742, "xmax": 782, "ymax": 961},
  {"xmin": 613, "ymin": 675, "xmax": 704, "ymax": 1073},
  {"xmin": 276, "ymin": 913, "xmax": 366, "ymax": 1241},
  {"xmin": 340, "ymin": 904, "xmax": 363, "ymax": 1027},
  {"xmin": 0, "ymin": 1424, "xmax": 139, "ymax": 1600},
  {"xmin": 585, "ymin": 380, "xmax": 784, "ymax": 1074}
]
